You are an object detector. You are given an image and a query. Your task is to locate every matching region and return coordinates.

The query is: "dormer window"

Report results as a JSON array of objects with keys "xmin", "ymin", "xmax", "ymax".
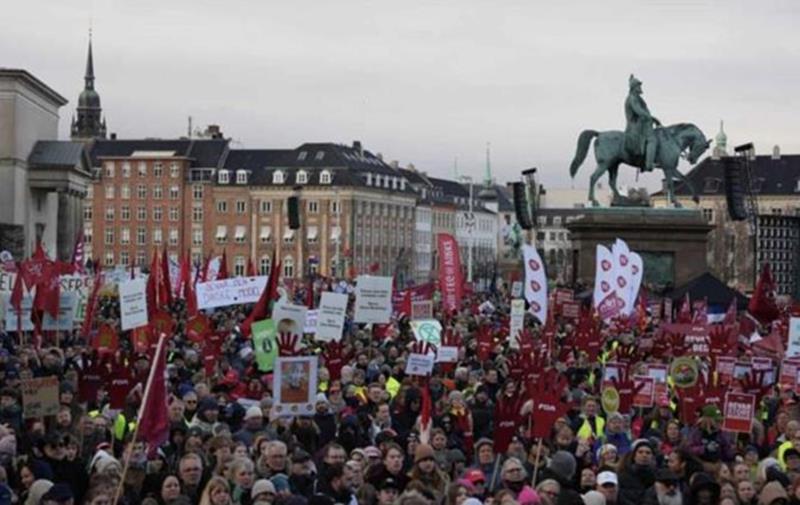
[
  {"xmin": 273, "ymin": 170, "xmax": 285, "ymax": 184},
  {"xmin": 384, "ymin": 177, "xmax": 390, "ymax": 189},
  {"xmin": 218, "ymin": 169, "xmax": 229, "ymax": 184},
  {"xmin": 297, "ymin": 170, "xmax": 308, "ymax": 184},
  {"xmin": 236, "ymin": 170, "xmax": 247, "ymax": 184},
  {"xmin": 401, "ymin": 179, "xmax": 407, "ymax": 191},
  {"xmin": 375, "ymin": 175, "xmax": 382, "ymax": 187},
  {"xmin": 297, "ymin": 151, "xmax": 307, "ymax": 161},
  {"xmin": 315, "ymin": 151, "xmax": 325, "ymax": 161},
  {"xmin": 391, "ymin": 177, "xmax": 398, "ymax": 190},
  {"xmin": 320, "ymin": 170, "xmax": 332, "ymax": 184},
  {"xmin": 703, "ymin": 178, "xmax": 721, "ymax": 193}
]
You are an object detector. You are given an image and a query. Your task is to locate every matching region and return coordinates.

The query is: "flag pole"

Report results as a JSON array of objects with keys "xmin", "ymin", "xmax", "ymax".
[{"xmin": 112, "ymin": 333, "xmax": 166, "ymax": 505}]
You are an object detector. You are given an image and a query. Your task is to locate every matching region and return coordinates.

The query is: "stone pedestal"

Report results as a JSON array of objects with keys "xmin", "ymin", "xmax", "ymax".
[{"xmin": 566, "ymin": 208, "xmax": 711, "ymax": 288}]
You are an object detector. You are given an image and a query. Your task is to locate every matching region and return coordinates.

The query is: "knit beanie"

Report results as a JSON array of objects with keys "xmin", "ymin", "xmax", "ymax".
[{"xmin": 548, "ymin": 450, "xmax": 577, "ymax": 480}]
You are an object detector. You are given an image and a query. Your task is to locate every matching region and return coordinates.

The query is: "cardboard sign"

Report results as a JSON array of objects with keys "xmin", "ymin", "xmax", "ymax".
[
  {"xmin": 119, "ymin": 278, "xmax": 148, "ymax": 331},
  {"xmin": 562, "ymin": 301, "xmax": 581, "ymax": 320},
  {"xmin": 411, "ymin": 300, "xmax": 433, "ymax": 320},
  {"xmin": 405, "ymin": 353, "xmax": 435, "ymax": 376},
  {"xmin": 273, "ymin": 356, "xmax": 318, "ymax": 417},
  {"xmin": 779, "ymin": 359, "xmax": 800, "ymax": 392},
  {"xmin": 752, "ymin": 357, "xmax": 776, "ymax": 386},
  {"xmin": 722, "ymin": 392, "xmax": 756, "ymax": 433},
  {"xmin": 509, "ymin": 299, "xmax": 525, "ymax": 348},
  {"xmin": 4, "ymin": 295, "xmax": 33, "ymax": 331},
  {"xmin": 633, "ymin": 376, "xmax": 655, "ymax": 408},
  {"xmin": 22, "ymin": 376, "xmax": 60, "ymax": 419},
  {"xmin": 716, "ymin": 356, "xmax": 736, "ymax": 385},
  {"xmin": 195, "ymin": 276, "xmax": 268, "ymax": 309},
  {"xmin": 354, "ymin": 276, "xmax": 393, "ymax": 323},
  {"xmin": 435, "ymin": 346, "xmax": 459, "ymax": 363},
  {"xmin": 410, "ymin": 319, "xmax": 442, "ymax": 347},
  {"xmin": 272, "ymin": 301, "xmax": 308, "ymax": 339},
  {"xmin": 304, "ymin": 310, "xmax": 318, "ymax": 334},
  {"xmin": 646, "ymin": 364, "xmax": 670, "ymax": 407},
  {"xmin": 252, "ymin": 319, "xmax": 278, "ymax": 372},
  {"xmin": 315, "ymin": 292, "xmax": 348, "ymax": 342},
  {"xmin": 662, "ymin": 323, "xmax": 710, "ymax": 357},
  {"xmin": 41, "ymin": 292, "xmax": 77, "ymax": 330},
  {"xmin": 788, "ymin": 317, "xmax": 800, "ymax": 357}
]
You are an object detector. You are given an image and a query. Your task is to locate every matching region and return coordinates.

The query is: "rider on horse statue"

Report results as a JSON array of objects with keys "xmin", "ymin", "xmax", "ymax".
[{"xmin": 624, "ymin": 74, "xmax": 661, "ymax": 172}]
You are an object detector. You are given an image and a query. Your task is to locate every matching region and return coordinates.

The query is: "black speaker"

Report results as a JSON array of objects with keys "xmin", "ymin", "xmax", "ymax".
[
  {"xmin": 512, "ymin": 182, "xmax": 533, "ymax": 229},
  {"xmin": 724, "ymin": 158, "xmax": 748, "ymax": 221},
  {"xmin": 288, "ymin": 196, "xmax": 301, "ymax": 229}
]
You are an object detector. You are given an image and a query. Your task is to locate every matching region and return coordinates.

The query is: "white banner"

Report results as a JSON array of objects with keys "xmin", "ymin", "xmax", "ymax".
[
  {"xmin": 42, "ymin": 293, "xmax": 77, "ymax": 331},
  {"xmin": 511, "ymin": 281, "xmax": 523, "ymax": 298},
  {"xmin": 594, "ymin": 244, "xmax": 617, "ymax": 319},
  {"xmin": 612, "ymin": 239, "xmax": 632, "ymax": 315},
  {"xmin": 316, "ymin": 292, "xmax": 348, "ymax": 342},
  {"xmin": 119, "ymin": 278, "xmax": 148, "ymax": 331},
  {"xmin": 304, "ymin": 310, "xmax": 318, "ymax": 334},
  {"xmin": 509, "ymin": 298, "xmax": 525, "ymax": 348},
  {"xmin": 0, "ymin": 272, "xmax": 93, "ymax": 294},
  {"xmin": 196, "ymin": 276, "xmax": 268, "ymax": 309},
  {"xmin": 273, "ymin": 301, "xmax": 308, "ymax": 339},
  {"xmin": 627, "ymin": 252, "xmax": 644, "ymax": 315},
  {"xmin": 354, "ymin": 276, "xmax": 392, "ymax": 324},
  {"xmin": 405, "ymin": 353, "xmax": 435, "ymax": 376},
  {"xmin": 788, "ymin": 317, "xmax": 800, "ymax": 358},
  {"xmin": 435, "ymin": 346, "xmax": 459, "ymax": 363},
  {"xmin": 4, "ymin": 295, "xmax": 33, "ymax": 331},
  {"xmin": 522, "ymin": 245, "xmax": 547, "ymax": 323}
]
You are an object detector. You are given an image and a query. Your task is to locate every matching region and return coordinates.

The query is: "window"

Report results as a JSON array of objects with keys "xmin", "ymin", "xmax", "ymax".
[
  {"xmin": 122, "ymin": 162, "xmax": 131, "ymax": 178},
  {"xmin": 283, "ymin": 256, "xmax": 294, "ymax": 278},
  {"xmin": 320, "ymin": 170, "xmax": 332, "ymax": 184},
  {"xmin": 121, "ymin": 228, "xmax": 130, "ymax": 245},
  {"xmin": 137, "ymin": 227, "xmax": 146, "ymax": 245},
  {"xmin": 87, "ymin": 185, "xmax": 93, "ymax": 199},
  {"xmin": 283, "ymin": 229, "xmax": 295, "ymax": 245},
  {"xmin": 703, "ymin": 178, "xmax": 721, "ymax": 193},
  {"xmin": 105, "ymin": 185, "xmax": 115, "ymax": 199},
  {"xmin": 216, "ymin": 225, "xmax": 228, "ymax": 243},
  {"xmin": 236, "ymin": 200, "xmax": 247, "ymax": 214},
  {"xmin": 193, "ymin": 185, "xmax": 203, "ymax": 200},
  {"xmin": 772, "ymin": 208, "xmax": 783, "ymax": 215},
  {"xmin": 137, "ymin": 185, "xmax": 147, "ymax": 199},
  {"xmin": 138, "ymin": 162, "xmax": 147, "ymax": 177},
  {"xmin": 260, "ymin": 226, "xmax": 272, "ymax": 243},
  {"xmin": 217, "ymin": 200, "xmax": 228, "ymax": 213},
  {"xmin": 366, "ymin": 173, "xmax": 372, "ymax": 186},
  {"xmin": 153, "ymin": 206, "xmax": 163, "ymax": 221},
  {"xmin": 104, "ymin": 229, "xmax": 114, "ymax": 245},
  {"xmin": 307, "ymin": 225, "xmax": 318, "ymax": 244},
  {"xmin": 120, "ymin": 184, "xmax": 130, "ymax": 200},
  {"xmin": 308, "ymin": 200, "xmax": 319, "ymax": 214},
  {"xmin": 104, "ymin": 162, "xmax": 115, "ymax": 178},
  {"xmin": 85, "ymin": 228, "xmax": 92, "ymax": 244},
  {"xmin": 169, "ymin": 228, "xmax": 178, "ymax": 245},
  {"xmin": 549, "ymin": 232, "xmax": 556, "ymax": 241},
  {"xmin": 170, "ymin": 163, "xmax": 180, "ymax": 178},
  {"xmin": 106, "ymin": 206, "xmax": 115, "ymax": 221},
  {"xmin": 297, "ymin": 151, "xmax": 307, "ymax": 161},
  {"xmin": 315, "ymin": 151, "xmax": 325, "ymax": 161},
  {"xmin": 169, "ymin": 207, "xmax": 179, "ymax": 221},
  {"xmin": 331, "ymin": 201, "xmax": 340, "ymax": 214},
  {"xmin": 553, "ymin": 216, "xmax": 562, "ymax": 226},
  {"xmin": 260, "ymin": 255, "xmax": 271, "ymax": 275},
  {"xmin": 192, "ymin": 206, "xmax": 203, "ymax": 222},
  {"xmin": 260, "ymin": 200, "xmax": 272, "ymax": 214},
  {"xmin": 153, "ymin": 162, "xmax": 163, "ymax": 177},
  {"xmin": 273, "ymin": 171, "xmax": 285, "ymax": 184},
  {"xmin": 218, "ymin": 170, "xmax": 229, "ymax": 184},
  {"xmin": 83, "ymin": 205, "xmax": 93, "ymax": 221},
  {"xmin": 236, "ymin": 170, "xmax": 247, "ymax": 184},
  {"xmin": 234, "ymin": 256, "xmax": 246, "ymax": 277},
  {"xmin": 297, "ymin": 170, "xmax": 308, "ymax": 184},
  {"xmin": 153, "ymin": 185, "xmax": 162, "ymax": 199},
  {"xmin": 137, "ymin": 206, "xmax": 146, "ymax": 220},
  {"xmin": 136, "ymin": 251, "xmax": 146, "ymax": 267},
  {"xmin": 169, "ymin": 186, "xmax": 179, "ymax": 200},
  {"xmin": 192, "ymin": 230, "xmax": 202, "ymax": 245},
  {"xmin": 120, "ymin": 206, "xmax": 130, "ymax": 221},
  {"xmin": 235, "ymin": 226, "xmax": 247, "ymax": 243},
  {"xmin": 105, "ymin": 252, "xmax": 114, "ymax": 266},
  {"xmin": 375, "ymin": 175, "xmax": 382, "ymax": 187},
  {"xmin": 703, "ymin": 208, "xmax": 714, "ymax": 222},
  {"xmin": 153, "ymin": 228, "xmax": 162, "ymax": 244}
]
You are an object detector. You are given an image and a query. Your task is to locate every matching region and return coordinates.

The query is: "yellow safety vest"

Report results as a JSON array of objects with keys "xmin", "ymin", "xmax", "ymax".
[{"xmin": 577, "ymin": 416, "xmax": 605, "ymax": 440}]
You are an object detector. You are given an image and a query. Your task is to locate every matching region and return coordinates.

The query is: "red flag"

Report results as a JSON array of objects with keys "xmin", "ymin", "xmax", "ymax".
[
  {"xmin": 749, "ymin": 263, "xmax": 779, "ymax": 325},
  {"xmin": 160, "ymin": 247, "xmax": 172, "ymax": 306},
  {"xmin": 241, "ymin": 251, "xmax": 280, "ymax": 337},
  {"xmin": 146, "ymin": 250, "xmax": 159, "ymax": 316},
  {"xmin": 82, "ymin": 270, "xmax": 103, "ymax": 338},
  {"xmin": 137, "ymin": 334, "xmax": 170, "ymax": 456},
  {"xmin": 182, "ymin": 253, "xmax": 198, "ymax": 317},
  {"xmin": 368, "ymin": 262, "xmax": 380, "ymax": 274},
  {"xmin": 724, "ymin": 297, "xmax": 738, "ymax": 326},
  {"xmin": 677, "ymin": 293, "xmax": 692, "ymax": 323},
  {"xmin": 178, "ymin": 253, "xmax": 190, "ymax": 299},
  {"xmin": 71, "ymin": 229, "xmax": 86, "ymax": 274},
  {"xmin": 200, "ymin": 254, "xmax": 211, "ymax": 283},
  {"xmin": 247, "ymin": 258, "xmax": 256, "ymax": 277},
  {"xmin": 419, "ymin": 385, "xmax": 432, "ymax": 445},
  {"xmin": 305, "ymin": 276, "xmax": 314, "ymax": 309},
  {"xmin": 217, "ymin": 249, "xmax": 229, "ymax": 280}
]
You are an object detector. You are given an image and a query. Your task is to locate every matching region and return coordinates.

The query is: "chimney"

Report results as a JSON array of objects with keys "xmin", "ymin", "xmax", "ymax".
[
  {"xmin": 407, "ymin": 163, "xmax": 415, "ymax": 171},
  {"xmin": 110, "ymin": 132, "xmax": 117, "ymax": 140},
  {"xmin": 376, "ymin": 152, "xmax": 383, "ymax": 161},
  {"xmin": 353, "ymin": 140, "xmax": 362, "ymax": 156},
  {"xmin": 390, "ymin": 160, "xmax": 399, "ymax": 169},
  {"xmin": 773, "ymin": 145, "xmax": 781, "ymax": 160},
  {"xmin": 205, "ymin": 124, "xmax": 222, "ymax": 139}
]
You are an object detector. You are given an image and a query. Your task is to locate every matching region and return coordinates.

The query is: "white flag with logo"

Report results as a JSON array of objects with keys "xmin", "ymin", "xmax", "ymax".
[
  {"xmin": 522, "ymin": 244, "xmax": 547, "ymax": 323},
  {"xmin": 593, "ymin": 244, "xmax": 619, "ymax": 320},
  {"xmin": 612, "ymin": 239, "xmax": 632, "ymax": 315},
  {"xmin": 627, "ymin": 252, "xmax": 644, "ymax": 315}
]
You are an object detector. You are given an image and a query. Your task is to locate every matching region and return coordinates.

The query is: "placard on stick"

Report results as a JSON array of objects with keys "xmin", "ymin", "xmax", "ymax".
[{"xmin": 22, "ymin": 376, "xmax": 59, "ymax": 419}]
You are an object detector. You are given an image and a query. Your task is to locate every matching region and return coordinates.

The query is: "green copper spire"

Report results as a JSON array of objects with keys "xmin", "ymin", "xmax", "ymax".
[{"xmin": 484, "ymin": 142, "xmax": 492, "ymax": 187}]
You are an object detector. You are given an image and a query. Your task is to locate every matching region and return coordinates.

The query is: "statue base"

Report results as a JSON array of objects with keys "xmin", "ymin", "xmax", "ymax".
[{"xmin": 565, "ymin": 207, "xmax": 711, "ymax": 288}]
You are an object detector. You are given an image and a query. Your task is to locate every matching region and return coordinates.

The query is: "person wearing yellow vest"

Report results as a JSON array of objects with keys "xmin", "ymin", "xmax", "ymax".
[{"xmin": 574, "ymin": 396, "xmax": 605, "ymax": 442}]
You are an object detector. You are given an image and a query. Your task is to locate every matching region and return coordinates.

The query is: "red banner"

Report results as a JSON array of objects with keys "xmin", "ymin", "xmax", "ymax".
[
  {"xmin": 437, "ymin": 234, "xmax": 463, "ymax": 313},
  {"xmin": 722, "ymin": 392, "xmax": 755, "ymax": 433},
  {"xmin": 392, "ymin": 283, "xmax": 435, "ymax": 316}
]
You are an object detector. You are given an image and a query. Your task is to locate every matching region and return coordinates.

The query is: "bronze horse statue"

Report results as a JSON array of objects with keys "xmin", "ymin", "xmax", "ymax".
[{"xmin": 569, "ymin": 123, "xmax": 711, "ymax": 207}]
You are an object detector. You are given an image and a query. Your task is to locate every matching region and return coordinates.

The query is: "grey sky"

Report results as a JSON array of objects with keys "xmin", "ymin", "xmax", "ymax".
[{"xmin": 3, "ymin": 0, "xmax": 800, "ymax": 192}]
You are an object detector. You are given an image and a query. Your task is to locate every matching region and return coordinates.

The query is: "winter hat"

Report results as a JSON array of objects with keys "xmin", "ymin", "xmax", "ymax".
[
  {"xmin": 548, "ymin": 451, "xmax": 577, "ymax": 480},
  {"xmin": 0, "ymin": 435, "xmax": 17, "ymax": 458},
  {"xmin": 245, "ymin": 406, "xmax": 263, "ymax": 420},
  {"xmin": 270, "ymin": 473, "xmax": 290, "ymax": 493},
  {"xmin": 252, "ymin": 479, "xmax": 276, "ymax": 499},
  {"xmin": 25, "ymin": 479, "xmax": 53, "ymax": 505},
  {"xmin": 519, "ymin": 488, "xmax": 541, "ymax": 505},
  {"xmin": 315, "ymin": 393, "xmax": 329, "ymax": 405},
  {"xmin": 759, "ymin": 481, "xmax": 789, "ymax": 505},
  {"xmin": 463, "ymin": 499, "xmax": 483, "ymax": 505},
  {"xmin": 583, "ymin": 491, "xmax": 606, "ymax": 505},
  {"xmin": 28, "ymin": 460, "xmax": 54, "ymax": 481},
  {"xmin": 631, "ymin": 438, "xmax": 653, "ymax": 454},
  {"xmin": 415, "ymin": 443, "xmax": 435, "ymax": 463}
]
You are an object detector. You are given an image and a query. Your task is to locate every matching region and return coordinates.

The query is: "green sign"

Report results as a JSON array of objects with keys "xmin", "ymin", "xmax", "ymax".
[
  {"xmin": 252, "ymin": 319, "xmax": 277, "ymax": 372},
  {"xmin": 410, "ymin": 319, "xmax": 442, "ymax": 347}
]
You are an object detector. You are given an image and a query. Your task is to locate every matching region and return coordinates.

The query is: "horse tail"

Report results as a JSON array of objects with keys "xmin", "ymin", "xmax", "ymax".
[{"xmin": 569, "ymin": 129, "xmax": 598, "ymax": 178}]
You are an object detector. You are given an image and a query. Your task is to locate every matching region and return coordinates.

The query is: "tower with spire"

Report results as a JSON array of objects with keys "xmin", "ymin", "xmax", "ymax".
[
  {"xmin": 712, "ymin": 120, "xmax": 727, "ymax": 160},
  {"xmin": 71, "ymin": 32, "xmax": 107, "ymax": 141}
]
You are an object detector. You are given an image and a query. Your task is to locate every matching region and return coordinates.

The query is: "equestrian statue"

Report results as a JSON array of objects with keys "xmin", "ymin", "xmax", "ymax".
[{"xmin": 569, "ymin": 75, "xmax": 712, "ymax": 207}]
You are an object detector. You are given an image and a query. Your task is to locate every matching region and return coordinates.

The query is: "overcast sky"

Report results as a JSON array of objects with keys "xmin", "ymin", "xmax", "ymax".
[{"xmin": 3, "ymin": 1, "xmax": 799, "ymax": 192}]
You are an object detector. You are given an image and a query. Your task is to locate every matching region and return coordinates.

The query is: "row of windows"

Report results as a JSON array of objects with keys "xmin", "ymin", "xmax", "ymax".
[
  {"xmin": 103, "ymin": 227, "xmax": 179, "ymax": 246},
  {"xmin": 100, "ymin": 206, "xmax": 181, "ymax": 222},
  {"xmin": 364, "ymin": 173, "xmax": 407, "ymax": 191},
  {"xmin": 357, "ymin": 201, "xmax": 412, "ymax": 219},
  {"xmin": 99, "ymin": 249, "xmax": 284, "ymax": 277},
  {"xmin": 104, "ymin": 161, "xmax": 181, "ymax": 179},
  {"xmin": 218, "ymin": 168, "xmax": 334, "ymax": 186},
  {"xmin": 214, "ymin": 199, "xmax": 340, "ymax": 215},
  {"xmin": 104, "ymin": 184, "xmax": 180, "ymax": 200}
]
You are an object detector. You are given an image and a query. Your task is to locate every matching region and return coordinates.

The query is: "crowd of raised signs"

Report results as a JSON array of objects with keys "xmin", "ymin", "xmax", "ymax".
[{"xmin": 0, "ymin": 253, "xmax": 799, "ymax": 505}]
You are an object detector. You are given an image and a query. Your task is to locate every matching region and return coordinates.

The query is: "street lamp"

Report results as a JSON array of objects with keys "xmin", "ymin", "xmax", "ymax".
[{"xmin": 459, "ymin": 175, "xmax": 474, "ymax": 284}]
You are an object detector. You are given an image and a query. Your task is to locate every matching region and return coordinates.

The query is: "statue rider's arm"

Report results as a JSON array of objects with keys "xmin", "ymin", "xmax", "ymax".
[{"xmin": 628, "ymin": 96, "xmax": 654, "ymax": 121}]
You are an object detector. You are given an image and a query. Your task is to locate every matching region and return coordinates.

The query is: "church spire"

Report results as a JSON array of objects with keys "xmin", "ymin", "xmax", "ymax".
[
  {"xmin": 71, "ymin": 30, "xmax": 107, "ymax": 141},
  {"xmin": 84, "ymin": 32, "xmax": 95, "ymax": 90},
  {"xmin": 484, "ymin": 141, "xmax": 492, "ymax": 187}
]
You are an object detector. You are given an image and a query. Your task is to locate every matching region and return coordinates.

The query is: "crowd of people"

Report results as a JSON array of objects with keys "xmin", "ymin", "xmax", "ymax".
[{"xmin": 0, "ymin": 273, "xmax": 795, "ymax": 505}]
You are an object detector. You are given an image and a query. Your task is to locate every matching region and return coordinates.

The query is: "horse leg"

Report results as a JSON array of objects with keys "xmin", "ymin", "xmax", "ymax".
[
  {"xmin": 588, "ymin": 163, "xmax": 606, "ymax": 207},
  {"xmin": 664, "ymin": 169, "xmax": 681, "ymax": 208},
  {"xmin": 608, "ymin": 162, "xmax": 623, "ymax": 199}
]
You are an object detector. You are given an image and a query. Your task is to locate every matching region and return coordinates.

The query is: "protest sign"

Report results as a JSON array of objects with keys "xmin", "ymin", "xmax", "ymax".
[
  {"xmin": 4, "ymin": 295, "xmax": 33, "ymax": 331},
  {"xmin": 304, "ymin": 310, "xmax": 318, "ymax": 334},
  {"xmin": 435, "ymin": 346, "xmax": 459, "ymax": 363},
  {"xmin": 511, "ymin": 281, "xmax": 522, "ymax": 298},
  {"xmin": 788, "ymin": 317, "xmax": 800, "ymax": 357},
  {"xmin": 438, "ymin": 234, "xmax": 463, "ymax": 312},
  {"xmin": 354, "ymin": 276, "xmax": 393, "ymax": 323},
  {"xmin": 252, "ymin": 319, "xmax": 278, "ymax": 372},
  {"xmin": 562, "ymin": 301, "xmax": 580, "ymax": 320},
  {"xmin": 779, "ymin": 359, "xmax": 800, "ymax": 392},
  {"xmin": 669, "ymin": 357, "xmax": 699, "ymax": 388},
  {"xmin": 411, "ymin": 300, "xmax": 433, "ymax": 320},
  {"xmin": 646, "ymin": 364, "xmax": 670, "ymax": 406},
  {"xmin": 119, "ymin": 278, "xmax": 148, "ymax": 330},
  {"xmin": 42, "ymin": 292, "xmax": 77, "ymax": 331},
  {"xmin": 716, "ymin": 356, "xmax": 736, "ymax": 385},
  {"xmin": 752, "ymin": 357, "xmax": 776, "ymax": 386},
  {"xmin": 272, "ymin": 301, "xmax": 308, "ymax": 339},
  {"xmin": 273, "ymin": 356, "xmax": 318, "ymax": 417},
  {"xmin": 21, "ymin": 376, "xmax": 59, "ymax": 419},
  {"xmin": 405, "ymin": 353, "xmax": 435, "ymax": 376},
  {"xmin": 410, "ymin": 319, "xmax": 443, "ymax": 347},
  {"xmin": 663, "ymin": 323, "xmax": 710, "ymax": 357},
  {"xmin": 195, "ymin": 276, "xmax": 268, "ymax": 310},
  {"xmin": 722, "ymin": 392, "xmax": 756, "ymax": 433},
  {"xmin": 315, "ymin": 292, "xmax": 348, "ymax": 342},
  {"xmin": 633, "ymin": 376, "xmax": 655, "ymax": 408},
  {"xmin": 509, "ymin": 299, "xmax": 525, "ymax": 348}
]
